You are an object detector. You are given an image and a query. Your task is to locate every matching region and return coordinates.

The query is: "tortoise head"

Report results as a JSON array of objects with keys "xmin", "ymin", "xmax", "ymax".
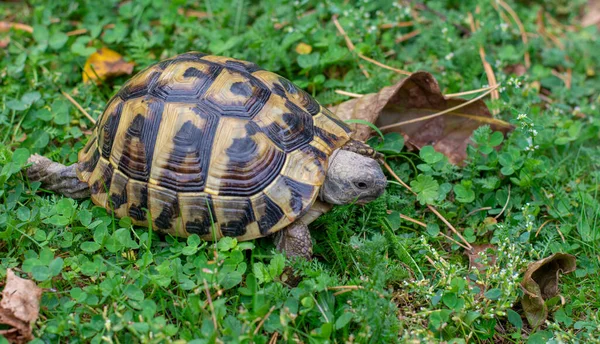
[{"xmin": 320, "ymin": 149, "xmax": 387, "ymax": 205}]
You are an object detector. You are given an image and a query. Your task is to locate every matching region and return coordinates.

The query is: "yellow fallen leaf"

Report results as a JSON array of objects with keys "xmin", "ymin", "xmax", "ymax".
[
  {"xmin": 83, "ymin": 47, "xmax": 135, "ymax": 84},
  {"xmin": 295, "ymin": 42, "xmax": 313, "ymax": 55}
]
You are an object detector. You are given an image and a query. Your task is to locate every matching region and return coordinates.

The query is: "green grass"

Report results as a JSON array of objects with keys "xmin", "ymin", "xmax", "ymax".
[{"xmin": 1, "ymin": 0, "xmax": 600, "ymax": 343}]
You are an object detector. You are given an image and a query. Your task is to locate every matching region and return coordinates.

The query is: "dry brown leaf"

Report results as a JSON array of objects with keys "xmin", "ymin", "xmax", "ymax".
[
  {"xmin": 520, "ymin": 253, "xmax": 576, "ymax": 328},
  {"xmin": 582, "ymin": 0, "xmax": 600, "ymax": 27},
  {"xmin": 82, "ymin": 47, "xmax": 134, "ymax": 84},
  {"xmin": 0, "ymin": 269, "xmax": 43, "ymax": 344},
  {"xmin": 329, "ymin": 71, "xmax": 514, "ymax": 165}
]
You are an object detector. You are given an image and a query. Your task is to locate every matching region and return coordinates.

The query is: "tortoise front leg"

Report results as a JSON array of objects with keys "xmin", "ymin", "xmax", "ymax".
[
  {"xmin": 274, "ymin": 221, "xmax": 312, "ymax": 260},
  {"xmin": 27, "ymin": 154, "xmax": 90, "ymax": 199},
  {"xmin": 273, "ymin": 200, "xmax": 332, "ymax": 260}
]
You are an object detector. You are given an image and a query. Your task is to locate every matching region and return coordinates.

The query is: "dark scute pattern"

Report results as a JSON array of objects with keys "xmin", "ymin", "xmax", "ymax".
[
  {"xmin": 183, "ymin": 67, "xmax": 205, "ymax": 78},
  {"xmin": 257, "ymin": 195, "xmax": 285, "ymax": 235},
  {"xmin": 118, "ymin": 71, "xmax": 161, "ymax": 101},
  {"xmin": 118, "ymin": 101, "xmax": 164, "ymax": 181},
  {"xmin": 110, "ymin": 189, "xmax": 127, "ymax": 210},
  {"xmin": 261, "ymin": 112, "xmax": 314, "ymax": 152},
  {"xmin": 314, "ymin": 126, "xmax": 340, "ymax": 148},
  {"xmin": 282, "ymin": 176, "xmax": 314, "ymax": 215},
  {"xmin": 244, "ymin": 121, "xmax": 260, "ymax": 136},
  {"xmin": 90, "ymin": 163, "xmax": 114, "ymax": 194},
  {"xmin": 230, "ymin": 81, "xmax": 253, "ymax": 97},
  {"xmin": 185, "ymin": 196, "xmax": 214, "ymax": 236},
  {"xmin": 155, "ymin": 196, "xmax": 180, "ymax": 231},
  {"xmin": 82, "ymin": 136, "xmax": 97, "ymax": 154},
  {"xmin": 158, "ymin": 115, "xmax": 219, "ymax": 192},
  {"xmin": 278, "ymin": 77, "xmax": 299, "ymax": 94},
  {"xmin": 224, "ymin": 60, "xmax": 263, "ymax": 74},
  {"xmin": 149, "ymin": 64, "xmax": 222, "ymax": 102},
  {"xmin": 101, "ymin": 101, "xmax": 124, "ymax": 158},
  {"xmin": 284, "ymin": 99, "xmax": 309, "ymax": 118},
  {"xmin": 81, "ymin": 149, "xmax": 100, "ymax": 173},
  {"xmin": 218, "ymin": 135, "xmax": 286, "ymax": 196},
  {"xmin": 128, "ymin": 185, "xmax": 148, "ymax": 221},
  {"xmin": 322, "ymin": 108, "xmax": 352, "ymax": 134},
  {"xmin": 203, "ymin": 77, "xmax": 270, "ymax": 119},
  {"xmin": 270, "ymin": 82, "xmax": 287, "ymax": 98},
  {"xmin": 300, "ymin": 145, "xmax": 327, "ymax": 176},
  {"xmin": 219, "ymin": 199, "xmax": 255, "ymax": 237},
  {"xmin": 297, "ymin": 89, "xmax": 320, "ymax": 116}
]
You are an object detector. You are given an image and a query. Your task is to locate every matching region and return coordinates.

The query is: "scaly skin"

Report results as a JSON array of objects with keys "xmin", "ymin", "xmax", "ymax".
[{"xmin": 27, "ymin": 154, "xmax": 90, "ymax": 199}]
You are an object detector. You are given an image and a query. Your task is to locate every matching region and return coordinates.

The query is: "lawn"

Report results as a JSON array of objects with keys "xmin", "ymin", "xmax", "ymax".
[{"xmin": 1, "ymin": 0, "xmax": 599, "ymax": 343}]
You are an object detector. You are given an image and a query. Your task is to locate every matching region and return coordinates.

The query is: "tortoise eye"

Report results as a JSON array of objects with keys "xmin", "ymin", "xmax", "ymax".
[{"xmin": 354, "ymin": 181, "xmax": 368, "ymax": 189}]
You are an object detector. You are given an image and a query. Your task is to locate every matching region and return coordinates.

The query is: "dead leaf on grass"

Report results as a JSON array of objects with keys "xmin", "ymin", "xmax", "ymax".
[
  {"xmin": 82, "ymin": 47, "xmax": 134, "ymax": 84},
  {"xmin": 0, "ymin": 269, "xmax": 43, "ymax": 344},
  {"xmin": 582, "ymin": 0, "xmax": 600, "ymax": 27},
  {"xmin": 329, "ymin": 71, "xmax": 514, "ymax": 165},
  {"xmin": 520, "ymin": 253, "xmax": 576, "ymax": 328}
]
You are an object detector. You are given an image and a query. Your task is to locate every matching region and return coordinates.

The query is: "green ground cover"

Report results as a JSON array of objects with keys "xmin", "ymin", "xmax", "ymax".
[{"xmin": 1, "ymin": 0, "xmax": 599, "ymax": 342}]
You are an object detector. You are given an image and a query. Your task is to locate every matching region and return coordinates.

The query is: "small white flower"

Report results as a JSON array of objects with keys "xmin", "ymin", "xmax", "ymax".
[
  {"xmin": 517, "ymin": 113, "xmax": 528, "ymax": 120},
  {"xmin": 442, "ymin": 27, "xmax": 448, "ymax": 34},
  {"xmin": 445, "ymin": 52, "xmax": 454, "ymax": 60},
  {"xmin": 500, "ymin": 23, "xmax": 509, "ymax": 32}
]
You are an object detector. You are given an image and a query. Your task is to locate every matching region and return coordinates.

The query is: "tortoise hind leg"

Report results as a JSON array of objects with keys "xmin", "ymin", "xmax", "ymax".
[{"xmin": 27, "ymin": 154, "xmax": 90, "ymax": 199}]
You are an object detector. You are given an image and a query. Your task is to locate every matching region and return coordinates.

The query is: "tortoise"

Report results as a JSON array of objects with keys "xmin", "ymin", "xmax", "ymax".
[{"xmin": 26, "ymin": 52, "xmax": 387, "ymax": 259}]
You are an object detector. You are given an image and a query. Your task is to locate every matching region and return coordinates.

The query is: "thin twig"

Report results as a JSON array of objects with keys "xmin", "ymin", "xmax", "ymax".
[
  {"xmin": 331, "ymin": 15, "xmax": 370, "ymax": 78},
  {"xmin": 335, "ymin": 90, "xmax": 363, "ymax": 98},
  {"xmin": 395, "ymin": 29, "xmax": 421, "ymax": 43},
  {"xmin": 440, "ymin": 232, "xmax": 471, "ymax": 250},
  {"xmin": 61, "ymin": 90, "xmax": 96, "ymax": 125},
  {"xmin": 253, "ymin": 306, "xmax": 276, "ymax": 335},
  {"xmin": 268, "ymin": 332, "xmax": 279, "ymax": 344},
  {"xmin": 468, "ymin": 12, "xmax": 499, "ymax": 112},
  {"xmin": 378, "ymin": 84, "xmax": 500, "ymax": 131},
  {"xmin": 465, "ymin": 207, "xmax": 492, "ymax": 217},
  {"xmin": 333, "ymin": 289, "xmax": 355, "ymax": 296},
  {"xmin": 444, "ymin": 85, "xmax": 495, "ymax": 98},
  {"xmin": 400, "ymin": 214, "xmax": 427, "ymax": 228},
  {"xmin": 494, "ymin": 185, "xmax": 511, "ymax": 220},
  {"xmin": 66, "ymin": 28, "xmax": 88, "ymax": 36},
  {"xmin": 357, "ymin": 53, "xmax": 411, "ymax": 76},
  {"xmin": 328, "ymin": 285, "xmax": 364, "ymax": 291},
  {"xmin": 203, "ymin": 279, "xmax": 218, "ymax": 332},
  {"xmin": 556, "ymin": 225, "xmax": 566, "ymax": 243},
  {"xmin": 0, "ymin": 21, "xmax": 33, "ymax": 33},
  {"xmin": 495, "ymin": 0, "xmax": 531, "ymax": 68},
  {"xmin": 380, "ymin": 21, "xmax": 414, "ymax": 29},
  {"xmin": 535, "ymin": 219, "xmax": 555, "ymax": 237},
  {"xmin": 383, "ymin": 162, "xmax": 473, "ymax": 251}
]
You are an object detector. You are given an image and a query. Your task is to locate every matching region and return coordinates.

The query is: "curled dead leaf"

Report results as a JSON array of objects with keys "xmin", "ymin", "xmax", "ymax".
[
  {"xmin": 329, "ymin": 71, "xmax": 514, "ymax": 165},
  {"xmin": 83, "ymin": 47, "xmax": 134, "ymax": 84},
  {"xmin": 520, "ymin": 253, "xmax": 576, "ymax": 328},
  {"xmin": 0, "ymin": 269, "xmax": 43, "ymax": 344}
]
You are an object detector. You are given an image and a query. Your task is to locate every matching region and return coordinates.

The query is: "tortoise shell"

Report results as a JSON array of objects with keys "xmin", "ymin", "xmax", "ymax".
[{"xmin": 76, "ymin": 52, "xmax": 351, "ymax": 241}]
